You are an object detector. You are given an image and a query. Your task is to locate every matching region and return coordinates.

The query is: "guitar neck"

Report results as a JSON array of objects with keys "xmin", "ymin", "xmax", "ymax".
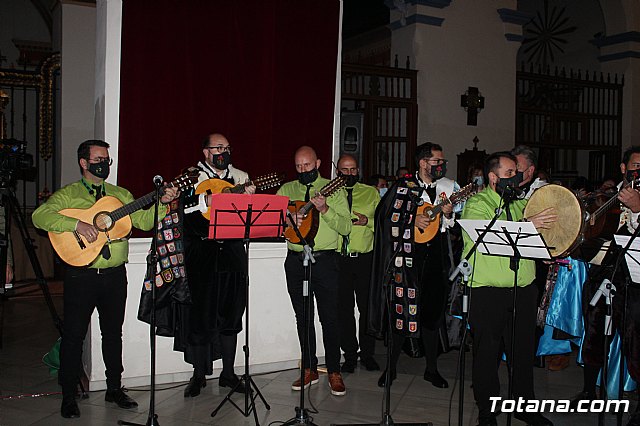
[
  {"xmin": 228, "ymin": 181, "xmax": 251, "ymax": 194},
  {"xmin": 109, "ymin": 182, "xmax": 177, "ymax": 221},
  {"xmin": 590, "ymin": 189, "xmax": 620, "ymax": 223}
]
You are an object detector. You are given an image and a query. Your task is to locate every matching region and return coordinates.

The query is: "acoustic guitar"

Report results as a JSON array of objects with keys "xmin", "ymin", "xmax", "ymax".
[
  {"xmin": 49, "ymin": 168, "xmax": 199, "ymax": 267},
  {"xmin": 195, "ymin": 172, "xmax": 284, "ymax": 219},
  {"xmin": 414, "ymin": 182, "xmax": 477, "ymax": 244},
  {"xmin": 284, "ymin": 176, "xmax": 348, "ymax": 245}
]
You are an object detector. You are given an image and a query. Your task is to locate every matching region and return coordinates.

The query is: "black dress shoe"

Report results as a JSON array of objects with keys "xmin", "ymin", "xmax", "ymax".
[
  {"xmin": 360, "ymin": 356, "xmax": 380, "ymax": 371},
  {"xmin": 513, "ymin": 412, "xmax": 553, "ymax": 426},
  {"xmin": 105, "ymin": 387, "xmax": 138, "ymax": 409},
  {"xmin": 476, "ymin": 415, "xmax": 497, "ymax": 426},
  {"xmin": 61, "ymin": 397, "xmax": 80, "ymax": 418},
  {"xmin": 569, "ymin": 390, "xmax": 597, "ymax": 410},
  {"xmin": 377, "ymin": 370, "xmax": 396, "ymax": 387},
  {"xmin": 184, "ymin": 376, "xmax": 206, "ymax": 397},
  {"xmin": 341, "ymin": 359, "xmax": 357, "ymax": 373},
  {"xmin": 424, "ymin": 370, "xmax": 449, "ymax": 388},
  {"xmin": 219, "ymin": 374, "xmax": 246, "ymax": 394}
]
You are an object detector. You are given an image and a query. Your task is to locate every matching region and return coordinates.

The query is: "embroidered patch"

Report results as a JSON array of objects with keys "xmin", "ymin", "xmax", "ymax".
[{"xmin": 395, "ymin": 286, "xmax": 404, "ymax": 298}]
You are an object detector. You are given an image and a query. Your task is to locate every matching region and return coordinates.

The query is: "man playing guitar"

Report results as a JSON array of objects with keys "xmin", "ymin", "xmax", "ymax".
[
  {"xmin": 377, "ymin": 142, "xmax": 460, "ymax": 390},
  {"xmin": 179, "ymin": 133, "xmax": 255, "ymax": 397},
  {"xmin": 573, "ymin": 146, "xmax": 640, "ymax": 426},
  {"xmin": 32, "ymin": 140, "xmax": 179, "ymax": 419},
  {"xmin": 277, "ymin": 146, "xmax": 351, "ymax": 396}
]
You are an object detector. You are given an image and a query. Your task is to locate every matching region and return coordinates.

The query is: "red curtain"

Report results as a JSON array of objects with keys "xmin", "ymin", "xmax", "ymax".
[{"xmin": 118, "ymin": 1, "xmax": 340, "ymax": 197}]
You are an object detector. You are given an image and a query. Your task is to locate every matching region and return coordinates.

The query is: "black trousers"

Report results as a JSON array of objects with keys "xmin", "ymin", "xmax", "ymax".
[
  {"xmin": 338, "ymin": 252, "xmax": 376, "ymax": 362},
  {"xmin": 284, "ymin": 250, "xmax": 341, "ymax": 373},
  {"xmin": 468, "ymin": 284, "xmax": 538, "ymax": 417},
  {"xmin": 59, "ymin": 265, "xmax": 127, "ymax": 397}
]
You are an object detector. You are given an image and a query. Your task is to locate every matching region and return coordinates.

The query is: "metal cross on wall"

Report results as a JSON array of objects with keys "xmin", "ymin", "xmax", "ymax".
[{"xmin": 460, "ymin": 86, "xmax": 485, "ymax": 126}]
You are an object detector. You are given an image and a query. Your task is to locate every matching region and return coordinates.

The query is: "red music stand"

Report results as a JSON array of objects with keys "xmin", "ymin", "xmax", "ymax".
[{"xmin": 208, "ymin": 193, "xmax": 288, "ymax": 425}]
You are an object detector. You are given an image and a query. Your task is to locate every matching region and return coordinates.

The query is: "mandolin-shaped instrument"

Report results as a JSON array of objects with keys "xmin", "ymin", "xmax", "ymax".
[
  {"xmin": 284, "ymin": 176, "xmax": 348, "ymax": 245},
  {"xmin": 414, "ymin": 182, "xmax": 477, "ymax": 244},
  {"xmin": 49, "ymin": 168, "xmax": 200, "ymax": 266},
  {"xmin": 195, "ymin": 172, "xmax": 284, "ymax": 219}
]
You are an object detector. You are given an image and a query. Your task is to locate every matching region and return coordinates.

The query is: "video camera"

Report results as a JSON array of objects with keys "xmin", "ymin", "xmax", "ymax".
[{"xmin": 0, "ymin": 138, "xmax": 36, "ymax": 186}]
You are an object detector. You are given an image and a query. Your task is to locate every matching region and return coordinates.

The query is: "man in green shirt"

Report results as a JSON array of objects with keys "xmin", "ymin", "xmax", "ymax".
[
  {"xmin": 462, "ymin": 151, "xmax": 554, "ymax": 426},
  {"xmin": 32, "ymin": 140, "xmax": 179, "ymax": 419},
  {"xmin": 336, "ymin": 154, "xmax": 380, "ymax": 373},
  {"xmin": 277, "ymin": 146, "xmax": 351, "ymax": 396}
]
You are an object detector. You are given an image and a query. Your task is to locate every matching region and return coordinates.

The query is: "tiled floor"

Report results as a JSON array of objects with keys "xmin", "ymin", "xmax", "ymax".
[{"xmin": 0, "ymin": 288, "xmax": 637, "ymax": 425}]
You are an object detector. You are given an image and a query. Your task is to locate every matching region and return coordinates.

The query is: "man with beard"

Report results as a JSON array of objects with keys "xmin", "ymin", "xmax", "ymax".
[
  {"xmin": 180, "ymin": 133, "xmax": 255, "ymax": 397},
  {"xmin": 32, "ymin": 139, "xmax": 179, "ymax": 418},
  {"xmin": 277, "ymin": 146, "xmax": 352, "ymax": 396},
  {"xmin": 376, "ymin": 142, "xmax": 460, "ymax": 389},
  {"xmin": 462, "ymin": 152, "xmax": 555, "ymax": 426},
  {"xmin": 571, "ymin": 146, "xmax": 640, "ymax": 426},
  {"xmin": 336, "ymin": 154, "xmax": 380, "ymax": 373}
]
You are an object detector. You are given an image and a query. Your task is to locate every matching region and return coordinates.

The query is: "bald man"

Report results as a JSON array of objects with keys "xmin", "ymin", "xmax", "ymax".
[
  {"xmin": 277, "ymin": 146, "xmax": 352, "ymax": 396},
  {"xmin": 336, "ymin": 154, "xmax": 380, "ymax": 373}
]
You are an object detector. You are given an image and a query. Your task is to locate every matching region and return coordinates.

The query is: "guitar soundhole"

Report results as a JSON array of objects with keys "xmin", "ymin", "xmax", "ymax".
[{"xmin": 94, "ymin": 212, "xmax": 113, "ymax": 232}]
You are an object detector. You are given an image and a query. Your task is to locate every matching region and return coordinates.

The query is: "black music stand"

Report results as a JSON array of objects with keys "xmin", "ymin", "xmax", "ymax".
[
  {"xmin": 609, "ymin": 234, "xmax": 640, "ymax": 426},
  {"xmin": 458, "ymin": 218, "xmax": 551, "ymax": 426},
  {"xmin": 208, "ymin": 193, "xmax": 288, "ymax": 425}
]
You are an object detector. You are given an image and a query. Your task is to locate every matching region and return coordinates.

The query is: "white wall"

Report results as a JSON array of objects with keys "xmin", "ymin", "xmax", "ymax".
[
  {"xmin": 87, "ymin": 241, "xmax": 323, "ymax": 390},
  {"xmin": 60, "ymin": 2, "xmax": 96, "ymax": 185},
  {"xmin": 391, "ymin": 1, "xmax": 521, "ymax": 174}
]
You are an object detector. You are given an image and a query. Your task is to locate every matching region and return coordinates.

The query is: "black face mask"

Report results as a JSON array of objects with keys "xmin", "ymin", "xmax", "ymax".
[
  {"xmin": 339, "ymin": 172, "xmax": 359, "ymax": 187},
  {"xmin": 87, "ymin": 160, "xmax": 110, "ymax": 180},
  {"xmin": 297, "ymin": 168, "xmax": 318, "ymax": 185},
  {"xmin": 430, "ymin": 163, "xmax": 447, "ymax": 180},
  {"xmin": 626, "ymin": 169, "xmax": 640, "ymax": 184},
  {"xmin": 496, "ymin": 174, "xmax": 524, "ymax": 198},
  {"xmin": 213, "ymin": 151, "xmax": 231, "ymax": 170}
]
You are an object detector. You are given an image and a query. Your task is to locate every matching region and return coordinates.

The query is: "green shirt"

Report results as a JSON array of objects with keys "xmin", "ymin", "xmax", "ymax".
[
  {"xmin": 32, "ymin": 179, "xmax": 167, "ymax": 268},
  {"xmin": 461, "ymin": 187, "xmax": 535, "ymax": 288},
  {"xmin": 277, "ymin": 174, "xmax": 352, "ymax": 252},
  {"xmin": 338, "ymin": 182, "xmax": 379, "ymax": 254}
]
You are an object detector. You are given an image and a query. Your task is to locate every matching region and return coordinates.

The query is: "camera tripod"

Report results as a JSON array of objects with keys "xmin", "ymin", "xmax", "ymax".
[{"xmin": 0, "ymin": 185, "xmax": 62, "ymax": 348}]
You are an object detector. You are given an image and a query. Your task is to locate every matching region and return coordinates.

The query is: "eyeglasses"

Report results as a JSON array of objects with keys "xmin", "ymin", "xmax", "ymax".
[
  {"xmin": 205, "ymin": 145, "xmax": 232, "ymax": 153},
  {"xmin": 427, "ymin": 158, "xmax": 448, "ymax": 166},
  {"xmin": 88, "ymin": 157, "xmax": 113, "ymax": 165}
]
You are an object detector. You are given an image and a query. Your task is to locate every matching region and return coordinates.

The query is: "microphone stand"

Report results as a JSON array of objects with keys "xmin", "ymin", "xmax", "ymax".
[
  {"xmin": 449, "ymin": 198, "xmax": 506, "ymax": 426},
  {"xmin": 283, "ymin": 211, "xmax": 317, "ymax": 426},
  {"xmin": 333, "ymin": 188, "xmax": 432, "ymax": 426},
  {"xmin": 119, "ymin": 178, "xmax": 164, "ymax": 426}
]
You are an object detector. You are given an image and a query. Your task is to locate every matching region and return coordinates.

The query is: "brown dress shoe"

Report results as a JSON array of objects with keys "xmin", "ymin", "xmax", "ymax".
[
  {"xmin": 291, "ymin": 368, "xmax": 319, "ymax": 391},
  {"xmin": 328, "ymin": 372, "xmax": 346, "ymax": 396}
]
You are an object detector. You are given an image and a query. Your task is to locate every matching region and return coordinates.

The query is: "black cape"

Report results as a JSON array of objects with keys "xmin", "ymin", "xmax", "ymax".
[
  {"xmin": 368, "ymin": 177, "xmax": 424, "ymax": 339},
  {"xmin": 137, "ymin": 197, "xmax": 192, "ymax": 336}
]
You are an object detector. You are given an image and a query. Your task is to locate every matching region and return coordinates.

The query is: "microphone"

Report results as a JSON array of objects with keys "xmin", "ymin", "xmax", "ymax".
[
  {"xmin": 501, "ymin": 184, "xmax": 524, "ymax": 202},
  {"xmin": 153, "ymin": 175, "xmax": 164, "ymax": 187}
]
